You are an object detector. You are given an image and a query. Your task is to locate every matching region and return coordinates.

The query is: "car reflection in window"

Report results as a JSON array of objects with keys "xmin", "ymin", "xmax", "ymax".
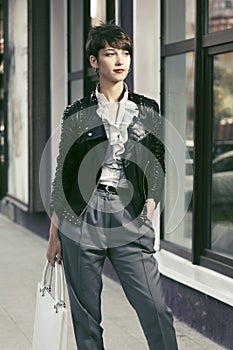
[{"xmin": 212, "ymin": 150, "xmax": 233, "ymax": 257}]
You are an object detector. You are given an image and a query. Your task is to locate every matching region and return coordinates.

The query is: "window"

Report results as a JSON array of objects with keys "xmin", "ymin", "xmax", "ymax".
[
  {"xmin": 161, "ymin": 1, "xmax": 195, "ymax": 259},
  {"xmin": 162, "ymin": 0, "xmax": 233, "ymax": 276},
  {"xmin": 163, "ymin": 0, "xmax": 195, "ymax": 44},
  {"xmin": 209, "ymin": 0, "xmax": 233, "ymax": 32},
  {"xmin": 7, "ymin": 0, "xmax": 29, "ymax": 204},
  {"xmin": 164, "ymin": 52, "xmax": 194, "ymax": 252},
  {"xmin": 68, "ymin": 0, "xmax": 84, "ymax": 103},
  {"xmin": 211, "ymin": 52, "xmax": 233, "ymax": 259}
]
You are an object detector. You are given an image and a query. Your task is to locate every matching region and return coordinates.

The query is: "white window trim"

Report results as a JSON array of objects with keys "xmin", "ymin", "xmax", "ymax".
[{"xmin": 156, "ymin": 249, "xmax": 233, "ymax": 307}]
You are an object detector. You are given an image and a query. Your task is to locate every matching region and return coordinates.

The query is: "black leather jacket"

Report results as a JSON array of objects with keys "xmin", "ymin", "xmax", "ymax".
[{"xmin": 51, "ymin": 90, "xmax": 165, "ymax": 226}]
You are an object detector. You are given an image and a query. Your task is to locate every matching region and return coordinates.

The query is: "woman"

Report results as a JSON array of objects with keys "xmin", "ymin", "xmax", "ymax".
[{"xmin": 47, "ymin": 23, "xmax": 178, "ymax": 350}]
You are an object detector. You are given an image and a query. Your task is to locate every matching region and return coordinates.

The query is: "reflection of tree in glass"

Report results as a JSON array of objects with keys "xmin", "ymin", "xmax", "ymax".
[
  {"xmin": 214, "ymin": 66, "xmax": 233, "ymax": 111},
  {"xmin": 213, "ymin": 64, "xmax": 233, "ymax": 143}
]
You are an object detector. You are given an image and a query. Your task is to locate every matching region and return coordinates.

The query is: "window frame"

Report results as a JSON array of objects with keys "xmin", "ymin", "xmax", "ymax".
[{"xmin": 161, "ymin": 0, "xmax": 233, "ymax": 278}]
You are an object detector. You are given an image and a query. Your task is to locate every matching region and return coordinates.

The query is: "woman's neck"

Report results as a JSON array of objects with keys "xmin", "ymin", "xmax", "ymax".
[{"xmin": 98, "ymin": 81, "xmax": 125, "ymax": 102}]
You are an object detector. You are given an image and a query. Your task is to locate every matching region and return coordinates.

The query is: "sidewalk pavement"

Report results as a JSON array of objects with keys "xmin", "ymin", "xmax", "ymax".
[{"xmin": 0, "ymin": 213, "xmax": 228, "ymax": 350}]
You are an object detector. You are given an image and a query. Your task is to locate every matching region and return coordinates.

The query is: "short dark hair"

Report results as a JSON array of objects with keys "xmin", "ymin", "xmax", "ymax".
[{"xmin": 86, "ymin": 23, "xmax": 133, "ymax": 58}]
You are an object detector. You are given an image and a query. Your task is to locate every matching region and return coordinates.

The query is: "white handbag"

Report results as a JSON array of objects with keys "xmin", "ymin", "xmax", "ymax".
[{"xmin": 32, "ymin": 260, "xmax": 68, "ymax": 350}]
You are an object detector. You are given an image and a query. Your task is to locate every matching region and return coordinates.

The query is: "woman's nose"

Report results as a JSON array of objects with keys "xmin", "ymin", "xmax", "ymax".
[{"xmin": 115, "ymin": 54, "xmax": 124, "ymax": 65}]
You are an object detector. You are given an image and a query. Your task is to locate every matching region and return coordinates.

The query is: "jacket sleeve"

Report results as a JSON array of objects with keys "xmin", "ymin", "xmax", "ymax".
[
  {"xmin": 50, "ymin": 111, "xmax": 79, "ymax": 219},
  {"xmin": 146, "ymin": 101, "xmax": 165, "ymax": 204}
]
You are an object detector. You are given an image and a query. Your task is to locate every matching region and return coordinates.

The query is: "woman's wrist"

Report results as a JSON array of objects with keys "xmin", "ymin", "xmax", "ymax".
[
  {"xmin": 49, "ymin": 211, "xmax": 60, "ymax": 236},
  {"xmin": 49, "ymin": 226, "xmax": 59, "ymax": 237}
]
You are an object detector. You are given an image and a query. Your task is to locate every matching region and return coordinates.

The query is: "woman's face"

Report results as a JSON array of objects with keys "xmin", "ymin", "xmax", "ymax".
[{"xmin": 91, "ymin": 44, "xmax": 131, "ymax": 84}]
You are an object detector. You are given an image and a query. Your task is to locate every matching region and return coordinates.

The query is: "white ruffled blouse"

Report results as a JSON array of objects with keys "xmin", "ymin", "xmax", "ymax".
[{"xmin": 96, "ymin": 84, "xmax": 139, "ymax": 188}]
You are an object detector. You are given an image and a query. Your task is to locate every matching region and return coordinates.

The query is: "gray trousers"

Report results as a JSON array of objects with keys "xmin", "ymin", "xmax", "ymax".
[{"xmin": 59, "ymin": 189, "xmax": 178, "ymax": 350}]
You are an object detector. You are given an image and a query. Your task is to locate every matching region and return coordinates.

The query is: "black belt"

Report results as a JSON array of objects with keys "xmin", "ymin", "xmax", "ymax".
[{"xmin": 97, "ymin": 184, "xmax": 118, "ymax": 194}]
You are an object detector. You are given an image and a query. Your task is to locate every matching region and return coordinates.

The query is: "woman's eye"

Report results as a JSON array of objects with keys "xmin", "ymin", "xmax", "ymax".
[{"xmin": 104, "ymin": 51, "xmax": 130, "ymax": 57}]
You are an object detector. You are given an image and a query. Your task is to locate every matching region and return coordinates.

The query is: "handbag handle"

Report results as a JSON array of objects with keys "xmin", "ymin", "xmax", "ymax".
[
  {"xmin": 40, "ymin": 261, "xmax": 66, "ymax": 312},
  {"xmin": 54, "ymin": 261, "xmax": 66, "ymax": 307}
]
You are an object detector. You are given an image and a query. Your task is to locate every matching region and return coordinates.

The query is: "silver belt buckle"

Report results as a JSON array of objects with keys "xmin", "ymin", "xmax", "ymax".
[
  {"xmin": 105, "ymin": 185, "xmax": 115, "ymax": 194},
  {"xmin": 105, "ymin": 185, "xmax": 111, "ymax": 194}
]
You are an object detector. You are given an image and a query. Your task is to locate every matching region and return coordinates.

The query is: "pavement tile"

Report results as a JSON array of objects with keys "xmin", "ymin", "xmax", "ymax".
[{"xmin": 0, "ymin": 305, "xmax": 31, "ymax": 350}]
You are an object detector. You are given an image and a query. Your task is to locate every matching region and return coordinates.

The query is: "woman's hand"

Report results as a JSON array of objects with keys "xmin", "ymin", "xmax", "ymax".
[
  {"xmin": 146, "ymin": 198, "xmax": 157, "ymax": 221},
  {"xmin": 47, "ymin": 212, "xmax": 62, "ymax": 267},
  {"xmin": 47, "ymin": 231, "xmax": 62, "ymax": 267}
]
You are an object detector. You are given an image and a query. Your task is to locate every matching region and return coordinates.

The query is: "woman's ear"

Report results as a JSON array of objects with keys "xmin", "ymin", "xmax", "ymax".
[{"xmin": 89, "ymin": 55, "xmax": 98, "ymax": 69}]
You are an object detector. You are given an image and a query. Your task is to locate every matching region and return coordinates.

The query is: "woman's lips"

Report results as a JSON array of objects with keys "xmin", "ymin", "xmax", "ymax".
[{"xmin": 114, "ymin": 69, "xmax": 125, "ymax": 73}]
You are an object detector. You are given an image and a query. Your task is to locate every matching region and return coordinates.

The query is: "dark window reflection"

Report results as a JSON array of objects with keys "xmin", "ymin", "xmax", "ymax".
[{"xmin": 211, "ymin": 52, "xmax": 233, "ymax": 257}]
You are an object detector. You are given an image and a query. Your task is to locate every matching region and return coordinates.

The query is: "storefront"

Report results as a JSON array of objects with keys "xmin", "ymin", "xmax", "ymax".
[
  {"xmin": 0, "ymin": 1, "xmax": 232, "ymax": 347},
  {"xmin": 0, "ymin": 0, "xmax": 50, "ymax": 232}
]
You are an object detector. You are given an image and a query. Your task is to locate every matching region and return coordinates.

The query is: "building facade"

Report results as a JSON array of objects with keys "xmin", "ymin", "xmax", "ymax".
[{"xmin": 0, "ymin": 0, "xmax": 233, "ymax": 347}]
